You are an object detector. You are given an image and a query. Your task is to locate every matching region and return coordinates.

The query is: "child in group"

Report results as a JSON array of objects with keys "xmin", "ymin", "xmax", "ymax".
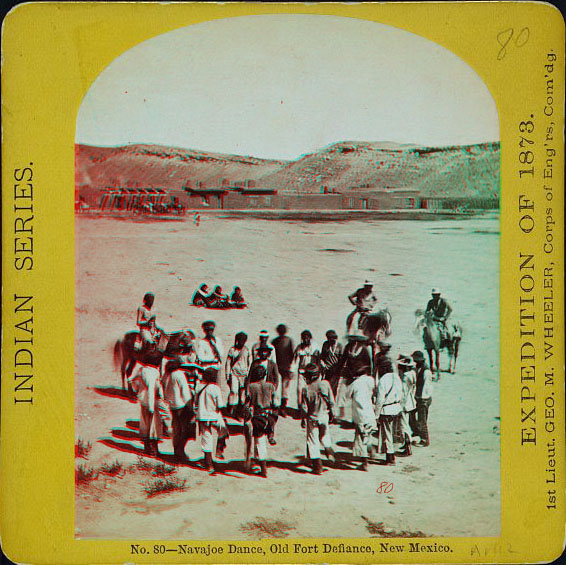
[
  {"xmin": 243, "ymin": 365, "xmax": 277, "ymax": 477},
  {"xmin": 225, "ymin": 332, "xmax": 252, "ymax": 418},
  {"xmin": 195, "ymin": 368, "xmax": 228, "ymax": 471},
  {"xmin": 300, "ymin": 363, "xmax": 336, "ymax": 474},
  {"xmin": 397, "ymin": 355, "xmax": 417, "ymax": 456}
]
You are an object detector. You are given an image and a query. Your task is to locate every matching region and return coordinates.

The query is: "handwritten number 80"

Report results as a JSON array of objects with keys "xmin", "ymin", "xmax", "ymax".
[{"xmin": 497, "ymin": 28, "xmax": 529, "ymax": 60}]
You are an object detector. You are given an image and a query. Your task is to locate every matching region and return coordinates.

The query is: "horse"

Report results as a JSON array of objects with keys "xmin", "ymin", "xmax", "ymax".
[
  {"xmin": 347, "ymin": 308, "xmax": 392, "ymax": 342},
  {"xmin": 113, "ymin": 329, "xmax": 194, "ymax": 391},
  {"xmin": 414, "ymin": 309, "xmax": 462, "ymax": 378}
]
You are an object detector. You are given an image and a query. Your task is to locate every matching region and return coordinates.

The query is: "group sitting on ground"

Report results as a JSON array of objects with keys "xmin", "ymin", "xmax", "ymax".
[
  {"xmin": 127, "ymin": 297, "xmax": 435, "ymax": 478},
  {"xmin": 191, "ymin": 284, "xmax": 247, "ymax": 309}
]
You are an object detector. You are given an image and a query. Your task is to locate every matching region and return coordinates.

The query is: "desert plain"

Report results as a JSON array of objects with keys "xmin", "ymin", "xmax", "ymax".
[{"xmin": 75, "ymin": 211, "xmax": 500, "ymax": 540}]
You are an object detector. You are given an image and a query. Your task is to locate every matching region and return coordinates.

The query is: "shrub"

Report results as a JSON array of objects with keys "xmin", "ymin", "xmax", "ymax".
[
  {"xmin": 75, "ymin": 438, "xmax": 92, "ymax": 459},
  {"xmin": 143, "ymin": 477, "xmax": 187, "ymax": 497},
  {"xmin": 100, "ymin": 460, "xmax": 124, "ymax": 476},
  {"xmin": 76, "ymin": 464, "xmax": 98, "ymax": 485}
]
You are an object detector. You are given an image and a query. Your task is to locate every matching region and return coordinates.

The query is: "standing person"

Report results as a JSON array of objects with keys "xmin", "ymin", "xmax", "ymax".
[
  {"xmin": 251, "ymin": 330, "xmax": 276, "ymax": 362},
  {"xmin": 248, "ymin": 345, "xmax": 281, "ymax": 444},
  {"xmin": 178, "ymin": 329, "xmax": 201, "ymax": 390},
  {"xmin": 243, "ymin": 366, "xmax": 277, "ymax": 477},
  {"xmin": 292, "ymin": 330, "xmax": 321, "ymax": 407},
  {"xmin": 137, "ymin": 292, "xmax": 157, "ymax": 348},
  {"xmin": 225, "ymin": 332, "xmax": 252, "ymax": 417},
  {"xmin": 397, "ymin": 355, "xmax": 417, "ymax": 456},
  {"xmin": 195, "ymin": 368, "xmax": 229, "ymax": 471},
  {"xmin": 162, "ymin": 358, "xmax": 195, "ymax": 463},
  {"xmin": 346, "ymin": 280, "xmax": 378, "ymax": 334},
  {"xmin": 271, "ymin": 324, "xmax": 295, "ymax": 416},
  {"xmin": 374, "ymin": 360, "xmax": 403, "ymax": 465},
  {"xmin": 300, "ymin": 363, "xmax": 336, "ymax": 474},
  {"xmin": 411, "ymin": 350, "xmax": 434, "ymax": 447},
  {"xmin": 335, "ymin": 336, "xmax": 372, "ymax": 420},
  {"xmin": 347, "ymin": 362, "xmax": 377, "ymax": 471},
  {"xmin": 197, "ymin": 320, "xmax": 225, "ymax": 384},
  {"xmin": 319, "ymin": 329, "xmax": 343, "ymax": 396},
  {"xmin": 128, "ymin": 357, "xmax": 164, "ymax": 456},
  {"xmin": 374, "ymin": 341, "xmax": 393, "ymax": 379}
]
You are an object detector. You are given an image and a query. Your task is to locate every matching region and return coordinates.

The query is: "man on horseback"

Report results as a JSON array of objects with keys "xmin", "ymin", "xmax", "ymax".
[
  {"xmin": 425, "ymin": 288, "xmax": 452, "ymax": 342},
  {"xmin": 137, "ymin": 292, "xmax": 158, "ymax": 350},
  {"xmin": 347, "ymin": 280, "xmax": 378, "ymax": 334}
]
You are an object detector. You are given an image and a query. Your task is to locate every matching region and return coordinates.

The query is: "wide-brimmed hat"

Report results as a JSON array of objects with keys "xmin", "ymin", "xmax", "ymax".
[
  {"xmin": 377, "ymin": 341, "xmax": 392, "ymax": 351},
  {"xmin": 258, "ymin": 329, "xmax": 269, "ymax": 338},
  {"xmin": 397, "ymin": 355, "xmax": 414, "ymax": 367},
  {"xmin": 431, "ymin": 288, "xmax": 441, "ymax": 295},
  {"xmin": 364, "ymin": 279, "xmax": 373, "ymax": 286},
  {"xmin": 411, "ymin": 350, "xmax": 426, "ymax": 362},
  {"xmin": 304, "ymin": 363, "xmax": 320, "ymax": 378}
]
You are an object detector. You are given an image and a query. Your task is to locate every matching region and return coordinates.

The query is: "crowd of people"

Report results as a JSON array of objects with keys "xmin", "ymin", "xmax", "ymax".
[{"xmin": 127, "ymin": 286, "xmax": 445, "ymax": 477}]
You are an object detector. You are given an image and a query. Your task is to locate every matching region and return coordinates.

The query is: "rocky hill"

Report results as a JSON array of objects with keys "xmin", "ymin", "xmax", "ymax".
[
  {"xmin": 257, "ymin": 141, "xmax": 500, "ymax": 198},
  {"xmin": 76, "ymin": 140, "xmax": 500, "ymax": 199}
]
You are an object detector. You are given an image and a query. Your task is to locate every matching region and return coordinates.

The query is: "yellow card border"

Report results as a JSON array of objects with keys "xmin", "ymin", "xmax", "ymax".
[{"xmin": 1, "ymin": 2, "xmax": 564, "ymax": 563}]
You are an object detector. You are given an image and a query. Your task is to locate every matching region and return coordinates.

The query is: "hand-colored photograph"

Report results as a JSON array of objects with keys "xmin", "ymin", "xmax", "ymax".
[{"xmin": 74, "ymin": 14, "xmax": 500, "ymax": 540}]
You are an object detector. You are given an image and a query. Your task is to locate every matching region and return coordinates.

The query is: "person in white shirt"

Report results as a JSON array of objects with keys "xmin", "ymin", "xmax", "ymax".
[
  {"xmin": 128, "ymin": 360, "xmax": 165, "ymax": 456},
  {"xmin": 374, "ymin": 360, "xmax": 403, "ymax": 465},
  {"xmin": 195, "ymin": 368, "xmax": 228, "ymax": 471},
  {"xmin": 411, "ymin": 350, "xmax": 434, "ymax": 447},
  {"xmin": 197, "ymin": 320, "xmax": 225, "ymax": 384},
  {"xmin": 347, "ymin": 363, "xmax": 377, "ymax": 471},
  {"xmin": 251, "ymin": 330, "xmax": 276, "ymax": 362},
  {"xmin": 162, "ymin": 358, "xmax": 194, "ymax": 463},
  {"xmin": 292, "ymin": 330, "xmax": 321, "ymax": 405}
]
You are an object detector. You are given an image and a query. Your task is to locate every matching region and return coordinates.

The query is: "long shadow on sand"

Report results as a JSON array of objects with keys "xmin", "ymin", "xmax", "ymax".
[{"xmin": 92, "ymin": 385, "xmax": 136, "ymax": 403}]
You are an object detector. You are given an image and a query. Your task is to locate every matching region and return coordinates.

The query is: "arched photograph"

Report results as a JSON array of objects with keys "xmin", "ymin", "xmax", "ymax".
[{"xmin": 75, "ymin": 14, "xmax": 500, "ymax": 540}]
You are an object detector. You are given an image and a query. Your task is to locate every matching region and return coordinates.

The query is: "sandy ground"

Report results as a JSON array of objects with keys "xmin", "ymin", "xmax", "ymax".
[{"xmin": 75, "ymin": 212, "xmax": 500, "ymax": 540}]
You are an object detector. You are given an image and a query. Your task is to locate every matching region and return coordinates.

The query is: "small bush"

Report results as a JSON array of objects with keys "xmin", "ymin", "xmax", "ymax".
[
  {"xmin": 136, "ymin": 457, "xmax": 176, "ymax": 476},
  {"xmin": 144, "ymin": 477, "xmax": 187, "ymax": 497},
  {"xmin": 75, "ymin": 438, "xmax": 92, "ymax": 459},
  {"xmin": 100, "ymin": 460, "xmax": 124, "ymax": 476},
  {"xmin": 240, "ymin": 517, "xmax": 296, "ymax": 538},
  {"xmin": 76, "ymin": 464, "xmax": 98, "ymax": 485},
  {"xmin": 361, "ymin": 515, "xmax": 428, "ymax": 538}
]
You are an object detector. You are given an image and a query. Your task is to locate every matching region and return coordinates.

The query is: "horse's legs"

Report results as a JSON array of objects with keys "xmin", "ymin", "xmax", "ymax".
[
  {"xmin": 434, "ymin": 350, "xmax": 441, "ymax": 380},
  {"xmin": 427, "ymin": 348, "xmax": 434, "ymax": 372},
  {"xmin": 452, "ymin": 340, "xmax": 460, "ymax": 374}
]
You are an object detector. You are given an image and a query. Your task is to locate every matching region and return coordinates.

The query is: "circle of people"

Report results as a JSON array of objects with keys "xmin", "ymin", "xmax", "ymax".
[{"xmin": 130, "ymin": 283, "xmax": 449, "ymax": 477}]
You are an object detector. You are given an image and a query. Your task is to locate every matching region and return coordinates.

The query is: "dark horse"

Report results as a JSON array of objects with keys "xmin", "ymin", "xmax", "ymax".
[
  {"xmin": 113, "ymin": 329, "xmax": 193, "ymax": 391},
  {"xmin": 359, "ymin": 309, "xmax": 392, "ymax": 342},
  {"xmin": 415, "ymin": 309, "xmax": 462, "ymax": 378}
]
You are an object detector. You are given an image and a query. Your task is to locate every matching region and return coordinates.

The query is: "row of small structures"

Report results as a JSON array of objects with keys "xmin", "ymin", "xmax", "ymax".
[{"xmin": 76, "ymin": 183, "xmax": 499, "ymax": 214}]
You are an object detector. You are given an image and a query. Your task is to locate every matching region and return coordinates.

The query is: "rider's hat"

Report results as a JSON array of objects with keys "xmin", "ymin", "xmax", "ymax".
[
  {"xmin": 411, "ymin": 350, "xmax": 426, "ymax": 362},
  {"xmin": 431, "ymin": 288, "xmax": 441, "ymax": 295}
]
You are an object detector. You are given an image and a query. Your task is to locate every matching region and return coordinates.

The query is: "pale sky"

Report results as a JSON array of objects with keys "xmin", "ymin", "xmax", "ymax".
[{"xmin": 76, "ymin": 15, "xmax": 499, "ymax": 160}]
